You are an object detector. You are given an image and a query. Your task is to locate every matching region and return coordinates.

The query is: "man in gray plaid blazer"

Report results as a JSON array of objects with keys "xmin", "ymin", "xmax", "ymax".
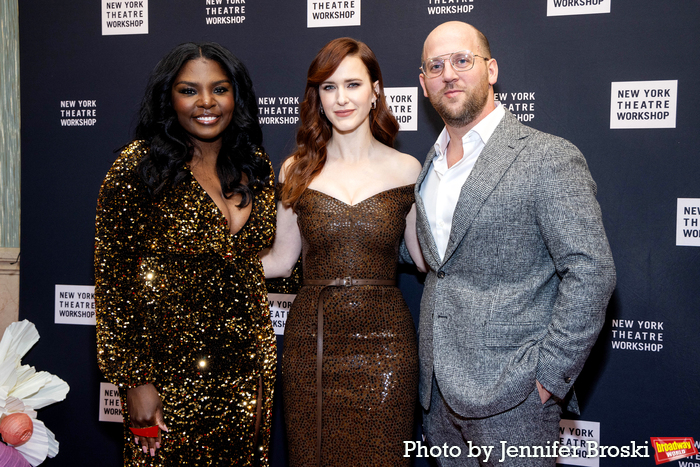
[{"xmin": 414, "ymin": 21, "xmax": 616, "ymax": 465}]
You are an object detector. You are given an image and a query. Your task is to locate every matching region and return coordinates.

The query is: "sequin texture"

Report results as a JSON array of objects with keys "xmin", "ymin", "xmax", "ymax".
[
  {"xmin": 283, "ymin": 186, "xmax": 418, "ymax": 467},
  {"xmin": 95, "ymin": 140, "xmax": 276, "ymax": 466}
]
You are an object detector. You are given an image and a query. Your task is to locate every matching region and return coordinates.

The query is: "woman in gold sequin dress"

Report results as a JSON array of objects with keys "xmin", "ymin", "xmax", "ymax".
[
  {"xmin": 95, "ymin": 42, "xmax": 276, "ymax": 466},
  {"xmin": 260, "ymin": 38, "xmax": 427, "ymax": 466}
]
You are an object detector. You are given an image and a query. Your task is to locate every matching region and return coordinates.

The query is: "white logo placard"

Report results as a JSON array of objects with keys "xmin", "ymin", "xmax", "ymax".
[
  {"xmin": 677, "ymin": 198, "xmax": 700, "ymax": 247},
  {"xmin": 268, "ymin": 293, "xmax": 295, "ymax": 336},
  {"xmin": 308, "ymin": 0, "xmax": 360, "ymax": 28},
  {"xmin": 547, "ymin": 0, "xmax": 610, "ymax": 16},
  {"xmin": 384, "ymin": 87, "xmax": 418, "ymax": 132},
  {"xmin": 426, "ymin": 0, "xmax": 475, "ymax": 16},
  {"xmin": 102, "ymin": 0, "xmax": 148, "ymax": 36},
  {"xmin": 558, "ymin": 419, "xmax": 601, "ymax": 466},
  {"xmin": 99, "ymin": 382, "xmax": 123, "ymax": 422},
  {"xmin": 610, "ymin": 80, "xmax": 677, "ymax": 129},
  {"xmin": 55, "ymin": 285, "xmax": 96, "ymax": 325}
]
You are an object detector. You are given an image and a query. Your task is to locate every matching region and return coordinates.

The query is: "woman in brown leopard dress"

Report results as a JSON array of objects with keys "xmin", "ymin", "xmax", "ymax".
[{"xmin": 260, "ymin": 37, "xmax": 427, "ymax": 467}]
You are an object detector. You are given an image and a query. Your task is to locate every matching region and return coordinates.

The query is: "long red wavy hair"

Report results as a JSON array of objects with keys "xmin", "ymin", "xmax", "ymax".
[{"xmin": 278, "ymin": 37, "xmax": 400, "ymax": 209}]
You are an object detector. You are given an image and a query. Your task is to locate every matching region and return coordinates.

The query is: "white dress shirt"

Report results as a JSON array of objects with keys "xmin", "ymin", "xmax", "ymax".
[{"xmin": 420, "ymin": 103, "xmax": 505, "ymax": 261}]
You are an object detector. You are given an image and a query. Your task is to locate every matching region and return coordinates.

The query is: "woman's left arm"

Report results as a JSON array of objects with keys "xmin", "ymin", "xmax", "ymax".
[
  {"xmin": 259, "ymin": 200, "xmax": 302, "ymax": 278},
  {"xmin": 258, "ymin": 158, "xmax": 302, "ymax": 278}
]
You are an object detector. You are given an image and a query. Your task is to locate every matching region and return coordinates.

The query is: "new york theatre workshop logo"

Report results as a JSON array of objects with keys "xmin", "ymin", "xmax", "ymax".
[
  {"xmin": 426, "ymin": 0, "xmax": 475, "ymax": 16},
  {"xmin": 547, "ymin": 0, "xmax": 610, "ymax": 16},
  {"xmin": 650, "ymin": 437, "xmax": 698, "ymax": 465},
  {"xmin": 308, "ymin": 0, "xmax": 360, "ymax": 28},
  {"xmin": 102, "ymin": 0, "xmax": 148, "ymax": 35}
]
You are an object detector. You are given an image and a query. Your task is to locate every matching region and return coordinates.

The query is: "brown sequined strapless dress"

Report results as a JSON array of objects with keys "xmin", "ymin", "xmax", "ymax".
[{"xmin": 283, "ymin": 185, "xmax": 418, "ymax": 467}]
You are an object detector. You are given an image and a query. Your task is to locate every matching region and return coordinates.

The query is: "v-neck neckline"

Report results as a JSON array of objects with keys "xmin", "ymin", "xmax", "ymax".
[{"xmin": 187, "ymin": 167, "xmax": 253, "ymax": 237}]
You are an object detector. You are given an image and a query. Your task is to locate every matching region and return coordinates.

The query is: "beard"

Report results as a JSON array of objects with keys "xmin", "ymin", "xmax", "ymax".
[{"xmin": 428, "ymin": 76, "xmax": 490, "ymax": 128}]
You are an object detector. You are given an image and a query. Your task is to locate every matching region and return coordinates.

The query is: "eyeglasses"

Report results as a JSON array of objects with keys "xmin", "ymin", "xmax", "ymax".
[{"xmin": 420, "ymin": 50, "xmax": 489, "ymax": 78}]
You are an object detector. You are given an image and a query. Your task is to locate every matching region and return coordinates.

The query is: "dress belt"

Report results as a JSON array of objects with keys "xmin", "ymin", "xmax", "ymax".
[{"xmin": 302, "ymin": 277, "xmax": 396, "ymax": 467}]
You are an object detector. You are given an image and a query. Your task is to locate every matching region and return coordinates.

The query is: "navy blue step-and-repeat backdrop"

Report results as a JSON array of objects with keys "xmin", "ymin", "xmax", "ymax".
[{"xmin": 18, "ymin": 0, "xmax": 700, "ymax": 465}]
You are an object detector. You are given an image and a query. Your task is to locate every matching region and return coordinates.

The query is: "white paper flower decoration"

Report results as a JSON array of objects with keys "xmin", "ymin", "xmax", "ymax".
[{"xmin": 0, "ymin": 320, "xmax": 69, "ymax": 466}]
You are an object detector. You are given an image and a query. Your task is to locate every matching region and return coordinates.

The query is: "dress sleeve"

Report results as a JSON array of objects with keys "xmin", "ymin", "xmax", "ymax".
[
  {"xmin": 256, "ymin": 149, "xmax": 277, "ymax": 251},
  {"xmin": 94, "ymin": 141, "xmax": 155, "ymax": 389}
]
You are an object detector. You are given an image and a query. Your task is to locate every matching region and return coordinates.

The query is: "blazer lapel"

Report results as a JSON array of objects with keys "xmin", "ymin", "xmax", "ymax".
[
  {"xmin": 414, "ymin": 147, "xmax": 442, "ymax": 270},
  {"xmin": 441, "ymin": 111, "xmax": 531, "ymax": 265}
]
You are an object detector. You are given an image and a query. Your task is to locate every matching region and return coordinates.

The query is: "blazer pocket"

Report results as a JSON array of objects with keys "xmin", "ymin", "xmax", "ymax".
[{"xmin": 485, "ymin": 321, "xmax": 543, "ymax": 348}]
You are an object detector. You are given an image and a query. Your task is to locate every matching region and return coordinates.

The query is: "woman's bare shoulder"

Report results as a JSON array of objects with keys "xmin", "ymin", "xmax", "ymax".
[
  {"xmin": 279, "ymin": 157, "xmax": 295, "ymax": 183},
  {"xmin": 380, "ymin": 146, "xmax": 422, "ymax": 184}
]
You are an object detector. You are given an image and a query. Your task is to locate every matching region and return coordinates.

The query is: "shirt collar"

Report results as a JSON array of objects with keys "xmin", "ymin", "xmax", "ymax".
[{"xmin": 433, "ymin": 102, "xmax": 505, "ymax": 160}]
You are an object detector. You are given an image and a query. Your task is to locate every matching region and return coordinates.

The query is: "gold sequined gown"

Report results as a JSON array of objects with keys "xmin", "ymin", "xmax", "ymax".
[
  {"xmin": 95, "ymin": 141, "xmax": 277, "ymax": 466},
  {"xmin": 283, "ymin": 186, "xmax": 419, "ymax": 467}
]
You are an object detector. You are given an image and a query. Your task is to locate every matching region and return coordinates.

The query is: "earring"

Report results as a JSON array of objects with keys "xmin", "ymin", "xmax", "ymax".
[
  {"xmin": 320, "ymin": 107, "xmax": 325, "ymax": 115},
  {"xmin": 371, "ymin": 101, "xmax": 377, "ymax": 110}
]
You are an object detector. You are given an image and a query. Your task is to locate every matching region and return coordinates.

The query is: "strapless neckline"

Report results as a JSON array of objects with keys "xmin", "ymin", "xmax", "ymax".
[{"xmin": 304, "ymin": 184, "xmax": 414, "ymax": 207}]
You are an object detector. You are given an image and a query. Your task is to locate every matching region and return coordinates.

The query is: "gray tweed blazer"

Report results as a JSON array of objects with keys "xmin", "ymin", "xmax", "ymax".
[{"xmin": 415, "ymin": 109, "xmax": 616, "ymax": 418}]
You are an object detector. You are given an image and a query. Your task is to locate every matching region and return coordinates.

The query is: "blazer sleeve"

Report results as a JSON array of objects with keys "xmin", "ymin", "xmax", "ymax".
[
  {"xmin": 398, "ymin": 238, "xmax": 415, "ymax": 265},
  {"xmin": 533, "ymin": 138, "xmax": 616, "ymax": 399},
  {"xmin": 94, "ymin": 141, "xmax": 156, "ymax": 389}
]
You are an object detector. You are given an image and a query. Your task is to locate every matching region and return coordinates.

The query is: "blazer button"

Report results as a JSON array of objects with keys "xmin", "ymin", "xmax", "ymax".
[
  {"xmin": 564, "ymin": 377, "xmax": 572, "ymax": 383},
  {"xmin": 437, "ymin": 271, "xmax": 445, "ymax": 279}
]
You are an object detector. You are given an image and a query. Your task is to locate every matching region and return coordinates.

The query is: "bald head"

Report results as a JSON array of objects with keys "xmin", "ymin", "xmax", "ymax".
[
  {"xmin": 419, "ymin": 21, "xmax": 498, "ymax": 133},
  {"xmin": 422, "ymin": 21, "xmax": 491, "ymax": 64}
]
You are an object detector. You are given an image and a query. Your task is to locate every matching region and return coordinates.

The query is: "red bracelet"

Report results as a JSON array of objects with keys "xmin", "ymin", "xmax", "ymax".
[{"xmin": 129, "ymin": 426, "xmax": 159, "ymax": 437}]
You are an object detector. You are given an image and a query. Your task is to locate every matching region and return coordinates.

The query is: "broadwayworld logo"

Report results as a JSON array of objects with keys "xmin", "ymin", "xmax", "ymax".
[{"xmin": 650, "ymin": 437, "xmax": 698, "ymax": 465}]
